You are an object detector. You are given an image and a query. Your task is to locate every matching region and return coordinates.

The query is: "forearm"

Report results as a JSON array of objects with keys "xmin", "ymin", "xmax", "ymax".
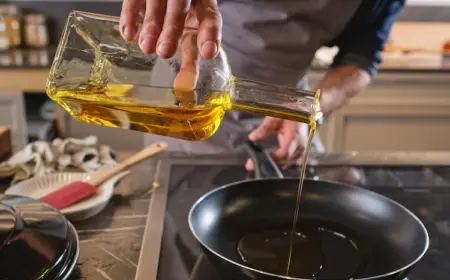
[{"xmin": 315, "ymin": 65, "xmax": 372, "ymax": 116}]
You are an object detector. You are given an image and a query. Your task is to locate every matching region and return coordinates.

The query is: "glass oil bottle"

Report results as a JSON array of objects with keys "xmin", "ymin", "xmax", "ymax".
[{"xmin": 46, "ymin": 11, "xmax": 322, "ymax": 141}]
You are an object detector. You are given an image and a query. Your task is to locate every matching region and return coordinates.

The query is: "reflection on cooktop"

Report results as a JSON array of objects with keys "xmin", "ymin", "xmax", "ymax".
[{"xmin": 157, "ymin": 164, "xmax": 450, "ymax": 280}]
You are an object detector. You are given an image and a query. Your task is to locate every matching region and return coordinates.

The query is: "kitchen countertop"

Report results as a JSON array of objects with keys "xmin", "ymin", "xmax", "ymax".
[
  {"xmin": 67, "ymin": 153, "xmax": 167, "ymax": 280},
  {"xmin": 1, "ymin": 150, "xmax": 448, "ymax": 279}
]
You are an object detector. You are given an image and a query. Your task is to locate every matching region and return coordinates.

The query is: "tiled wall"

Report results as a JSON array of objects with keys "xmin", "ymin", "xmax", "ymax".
[{"xmin": 2, "ymin": 1, "xmax": 450, "ymax": 45}]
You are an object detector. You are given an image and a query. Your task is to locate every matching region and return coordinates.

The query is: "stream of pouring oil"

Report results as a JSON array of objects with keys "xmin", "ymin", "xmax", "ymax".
[
  {"xmin": 285, "ymin": 126, "xmax": 316, "ymax": 276},
  {"xmin": 285, "ymin": 89, "xmax": 321, "ymax": 276}
]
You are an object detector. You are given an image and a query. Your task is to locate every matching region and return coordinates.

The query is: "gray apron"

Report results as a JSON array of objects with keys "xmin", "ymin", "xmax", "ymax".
[
  {"xmin": 145, "ymin": 0, "xmax": 361, "ymax": 156},
  {"xmin": 156, "ymin": 1, "xmax": 362, "ymax": 279}
]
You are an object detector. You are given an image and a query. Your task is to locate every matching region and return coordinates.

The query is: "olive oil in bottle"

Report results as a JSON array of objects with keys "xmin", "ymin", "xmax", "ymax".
[
  {"xmin": 48, "ymin": 85, "xmax": 229, "ymax": 141},
  {"xmin": 284, "ymin": 95, "xmax": 320, "ymax": 277},
  {"xmin": 47, "ymin": 81, "xmax": 320, "ymax": 141}
]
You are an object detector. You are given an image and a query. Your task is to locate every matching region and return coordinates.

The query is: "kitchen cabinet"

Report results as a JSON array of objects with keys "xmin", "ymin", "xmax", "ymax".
[
  {"xmin": 312, "ymin": 70, "xmax": 450, "ymax": 152},
  {"xmin": 0, "ymin": 92, "xmax": 28, "ymax": 153},
  {"xmin": 0, "ymin": 127, "xmax": 11, "ymax": 160}
]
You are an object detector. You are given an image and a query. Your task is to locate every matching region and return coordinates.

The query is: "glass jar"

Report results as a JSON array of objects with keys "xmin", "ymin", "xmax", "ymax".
[
  {"xmin": 24, "ymin": 14, "xmax": 49, "ymax": 48},
  {"xmin": 0, "ymin": 15, "xmax": 9, "ymax": 51},
  {"xmin": 0, "ymin": 4, "xmax": 21, "ymax": 48}
]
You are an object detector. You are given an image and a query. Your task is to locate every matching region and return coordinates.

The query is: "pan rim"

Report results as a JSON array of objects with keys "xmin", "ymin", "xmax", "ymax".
[{"xmin": 188, "ymin": 177, "xmax": 430, "ymax": 280}]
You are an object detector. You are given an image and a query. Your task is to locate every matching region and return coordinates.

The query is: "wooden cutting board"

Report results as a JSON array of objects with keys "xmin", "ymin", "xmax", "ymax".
[{"xmin": 0, "ymin": 127, "xmax": 11, "ymax": 160}]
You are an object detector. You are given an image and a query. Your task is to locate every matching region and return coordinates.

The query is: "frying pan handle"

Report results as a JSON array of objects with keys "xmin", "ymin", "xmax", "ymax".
[
  {"xmin": 305, "ymin": 166, "xmax": 317, "ymax": 179},
  {"xmin": 243, "ymin": 140, "xmax": 284, "ymax": 179}
]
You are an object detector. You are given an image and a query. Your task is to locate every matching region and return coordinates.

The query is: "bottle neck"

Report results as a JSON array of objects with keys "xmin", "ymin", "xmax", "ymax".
[{"xmin": 229, "ymin": 77, "xmax": 322, "ymax": 125}]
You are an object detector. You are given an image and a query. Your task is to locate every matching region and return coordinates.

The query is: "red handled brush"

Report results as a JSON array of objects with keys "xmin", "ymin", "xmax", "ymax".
[{"xmin": 40, "ymin": 142, "xmax": 168, "ymax": 210}]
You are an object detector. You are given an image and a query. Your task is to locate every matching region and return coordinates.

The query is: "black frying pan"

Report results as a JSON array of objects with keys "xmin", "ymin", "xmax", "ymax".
[{"xmin": 189, "ymin": 141, "xmax": 429, "ymax": 280}]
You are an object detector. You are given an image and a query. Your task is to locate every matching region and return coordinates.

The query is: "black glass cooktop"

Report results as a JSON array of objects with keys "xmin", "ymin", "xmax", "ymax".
[{"xmin": 157, "ymin": 164, "xmax": 450, "ymax": 280}]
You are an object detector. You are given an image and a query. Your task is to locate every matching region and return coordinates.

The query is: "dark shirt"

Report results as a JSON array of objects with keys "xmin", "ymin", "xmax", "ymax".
[{"xmin": 327, "ymin": 0, "xmax": 406, "ymax": 77}]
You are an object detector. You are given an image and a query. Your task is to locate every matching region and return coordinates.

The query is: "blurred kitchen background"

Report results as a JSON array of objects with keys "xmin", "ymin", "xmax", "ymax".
[{"xmin": 1, "ymin": 0, "xmax": 450, "ymax": 158}]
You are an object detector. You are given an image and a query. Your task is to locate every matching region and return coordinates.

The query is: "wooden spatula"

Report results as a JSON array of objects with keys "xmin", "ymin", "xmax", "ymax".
[{"xmin": 40, "ymin": 142, "xmax": 168, "ymax": 210}]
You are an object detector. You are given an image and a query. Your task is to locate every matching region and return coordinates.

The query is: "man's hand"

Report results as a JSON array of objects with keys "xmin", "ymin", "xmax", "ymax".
[
  {"xmin": 120, "ymin": 0, "xmax": 222, "ymax": 60},
  {"xmin": 245, "ymin": 117, "xmax": 310, "ymax": 171}
]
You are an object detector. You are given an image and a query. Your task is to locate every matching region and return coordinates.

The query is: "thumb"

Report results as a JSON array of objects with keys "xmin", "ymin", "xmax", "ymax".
[{"xmin": 249, "ymin": 117, "xmax": 281, "ymax": 142}]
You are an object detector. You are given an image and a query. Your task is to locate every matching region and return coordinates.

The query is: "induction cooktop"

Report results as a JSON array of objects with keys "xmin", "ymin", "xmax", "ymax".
[{"xmin": 156, "ymin": 161, "xmax": 450, "ymax": 280}]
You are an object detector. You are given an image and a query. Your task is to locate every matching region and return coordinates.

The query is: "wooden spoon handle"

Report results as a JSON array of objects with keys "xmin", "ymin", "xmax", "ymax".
[{"xmin": 88, "ymin": 142, "xmax": 168, "ymax": 187}]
